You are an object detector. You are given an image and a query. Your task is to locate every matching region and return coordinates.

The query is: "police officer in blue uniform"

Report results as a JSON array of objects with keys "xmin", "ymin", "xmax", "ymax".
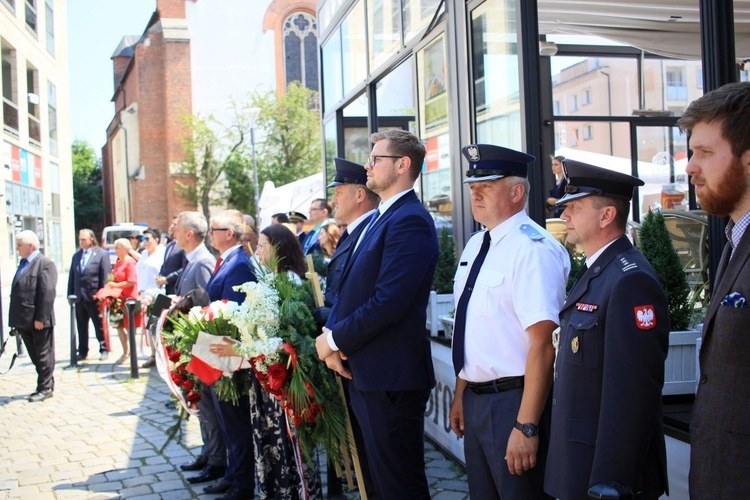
[{"xmin": 545, "ymin": 160, "xmax": 670, "ymax": 500}]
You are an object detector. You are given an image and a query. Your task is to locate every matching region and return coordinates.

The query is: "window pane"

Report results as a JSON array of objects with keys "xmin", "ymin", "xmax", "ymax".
[
  {"xmin": 642, "ymin": 59, "xmax": 703, "ymax": 116},
  {"xmin": 403, "ymin": 0, "xmax": 442, "ymax": 43},
  {"xmin": 343, "ymin": 95, "xmax": 369, "ymax": 165},
  {"xmin": 376, "ymin": 58, "xmax": 414, "ymax": 126},
  {"xmin": 552, "ymin": 56, "xmax": 638, "ymax": 117},
  {"xmin": 553, "ymin": 120, "xmax": 630, "ymax": 159},
  {"xmin": 471, "ymin": 0, "xmax": 521, "ymax": 147},
  {"xmin": 417, "ymin": 35, "xmax": 452, "ymax": 230},
  {"xmin": 45, "ymin": 0, "xmax": 54, "ymax": 55},
  {"xmin": 322, "ymin": 32, "xmax": 343, "ymax": 112},
  {"xmin": 324, "ymin": 118, "xmax": 337, "ymax": 187},
  {"xmin": 635, "ymin": 126, "xmax": 689, "ymax": 219},
  {"xmin": 368, "ymin": 0, "xmax": 400, "ymax": 71},
  {"xmin": 48, "ymin": 80, "xmax": 57, "ymax": 156},
  {"xmin": 342, "ymin": 0, "xmax": 366, "ymax": 95}
]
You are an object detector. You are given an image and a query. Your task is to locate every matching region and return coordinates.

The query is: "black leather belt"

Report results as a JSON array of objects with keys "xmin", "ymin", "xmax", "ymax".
[{"xmin": 467, "ymin": 376, "xmax": 524, "ymax": 395}]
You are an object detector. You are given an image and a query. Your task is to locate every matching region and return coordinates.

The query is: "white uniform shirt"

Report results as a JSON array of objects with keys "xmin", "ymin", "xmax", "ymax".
[
  {"xmin": 136, "ymin": 245, "xmax": 166, "ymax": 293},
  {"xmin": 453, "ymin": 210, "xmax": 570, "ymax": 382}
]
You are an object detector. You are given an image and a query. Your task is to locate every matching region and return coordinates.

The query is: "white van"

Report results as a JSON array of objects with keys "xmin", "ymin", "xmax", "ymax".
[{"xmin": 101, "ymin": 223, "xmax": 147, "ymax": 264}]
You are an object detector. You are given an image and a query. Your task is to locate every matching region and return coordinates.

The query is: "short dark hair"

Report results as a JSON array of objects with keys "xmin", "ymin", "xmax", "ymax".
[
  {"xmin": 261, "ymin": 224, "xmax": 307, "ymax": 280},
  {"xmin": 312, "ymin": 198, "xmax": 332, "ymax": 214},
  {"xmin": 591, "ymin": 196, "xmax": 630, "ymax": 232},
  {"xmin": 272, "ymin": 213, "xmax": 290, "ymax": 223},
  {"xmin": 143, "ymin": 228, "xmax": 160, "ymax": 243},
  {"xmin": 370, "ymin": 130, "xmax": 426, "ymax": 181},
  {"xmin": 678, "ymin": 82, "xmax": 750, "ymax": 158}
]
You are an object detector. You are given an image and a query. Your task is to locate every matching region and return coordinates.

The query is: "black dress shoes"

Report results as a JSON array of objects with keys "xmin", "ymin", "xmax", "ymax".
[
  {"xmin": 28, "ymin": 389, "xmax": 53, "ymax": 402},
  {"xmin": 203, "ymin": 479, "xmax": 232, "ymax": 494},
  {"xmin": 216, "ymin": 488, "xmax": 253, "ymax": 500},
  {"xmin": 180, "ymin": 455, "xmax": 208, "ymax": 472},
  {"xmin": 188, "ymin": 465, "xmax": 227, "ymax": 484}
]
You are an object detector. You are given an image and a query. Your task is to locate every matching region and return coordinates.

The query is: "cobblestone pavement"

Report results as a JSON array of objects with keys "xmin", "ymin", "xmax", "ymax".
[{"xmin": 0, "ymin": 282, "xmax": 468, "ymax": 499}]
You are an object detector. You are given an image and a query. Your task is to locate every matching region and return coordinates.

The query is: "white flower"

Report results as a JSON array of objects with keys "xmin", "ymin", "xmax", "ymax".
[{"xmin": 228, "ymin": 276, "xmax": 284, "ymax": 366}]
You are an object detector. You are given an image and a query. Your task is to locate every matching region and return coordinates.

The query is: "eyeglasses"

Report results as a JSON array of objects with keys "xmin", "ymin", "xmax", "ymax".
[
  {"xmin": 141, "ymin": 236, "xmax": 153, "ymax": 242},
  {"xmin": 309, "ymin": 207, "xmax": 325, "ymax": 212},
  {"xmin": 367, "ymin": 154, "xmax": 403, "ymax": 167},
  {"xmin": 209, "ymin": 227, "xmax": 230, "ymax": 233}
]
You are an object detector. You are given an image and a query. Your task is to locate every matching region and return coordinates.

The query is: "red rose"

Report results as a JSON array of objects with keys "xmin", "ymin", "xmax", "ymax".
[
  {"xmin": 182, "ymin": 380, "xmax": 194, "ymax": 391},
  {"xmin": 186, "ymin": 390, "xmax": 200, "ymax": 404},
  {"xmin": 175, "ymin": 363, "xmax": 187, "ymax": 374},
  {"xmin": 267, "ymin": 363, "xmax": 288, "ymax": 394},
  {"xmin": 168, "ymin": 350, "xmax": 181, "ymax": 362},
  {"xmin": 171, "ymin": 371, "xmax": 186, "ymax": 386},
  {"xmin": 305, "ymin": 403, "xmax": 321, "ymax": 424}
]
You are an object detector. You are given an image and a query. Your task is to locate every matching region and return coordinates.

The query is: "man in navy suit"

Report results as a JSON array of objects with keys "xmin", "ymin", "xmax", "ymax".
[
  {"xmin": 301, "ymin": 198, "xmax": 331, "ymax": 255},
  {"xmin": 316, "ymin": 130, "xmax": 438, "ymax": 498},
  {"xmin": 67, "ymin": 229, "xmax": 111, "ymax": 361},
  {"xmin": 155, "ymin": 215, "xmax": 187, "ymax": 294},
  {"xmin": 202, "ymin": 209, "xmax": 257, "ymax": 500}
]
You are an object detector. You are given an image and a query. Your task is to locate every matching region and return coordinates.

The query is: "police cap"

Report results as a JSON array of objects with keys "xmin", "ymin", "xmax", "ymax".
[
  {"xmin": 288, "ymin": 211, "xmax": 307, "ymax": 223},
  {"xmin": 556, "ymin": 159, "xmax": 644, "ymax": 206},
  {"xmin": 327, "ymin": 158, "xmax": 367, "ymax": 188},
  {"xmin": 461, "ymin": 144, "xmax": 534, "ymax": 184}
]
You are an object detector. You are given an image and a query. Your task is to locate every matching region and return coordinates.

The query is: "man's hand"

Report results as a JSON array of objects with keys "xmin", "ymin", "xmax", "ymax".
[
  {"xmin": 209, "ymin": 337, "xmax": 237, "ymax": 357},
  {"xmin": 155, "ymin": 275, "xmax": 167, "ymax": 286},
  {"xmin": 324, "ymin": 352, "xmax": 352, "ymax": 379},
  {"xmin": 505, "ymin": 429, "xmax": 538, "ymax": 475},
  {"xmin": 33, "ymin": 320, "xmax": 44, "ymax": 330},
  {"xmin": 450, "ymin": 378, "xmax": 468, "ymax": 438},
  {"xmin": 315, "ymin": 328, "xmax": 334, "ymax": 360}
]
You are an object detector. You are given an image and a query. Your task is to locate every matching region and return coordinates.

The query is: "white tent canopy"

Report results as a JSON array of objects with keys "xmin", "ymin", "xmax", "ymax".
[{"xmin": 257, "ymin": 173, "xmax": 325, "ymax": 229}]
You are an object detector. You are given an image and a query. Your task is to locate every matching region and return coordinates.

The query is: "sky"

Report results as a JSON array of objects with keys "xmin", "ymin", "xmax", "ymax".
[{"xmin": 67, "ymin": 0, "xmax": 156, "ymax": 154}]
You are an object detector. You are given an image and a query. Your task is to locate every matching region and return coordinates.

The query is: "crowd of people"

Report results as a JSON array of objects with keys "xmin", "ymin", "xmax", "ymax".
[{"xmin": 8, "ymin": 82, "xmax": 750, "ymax": 499}]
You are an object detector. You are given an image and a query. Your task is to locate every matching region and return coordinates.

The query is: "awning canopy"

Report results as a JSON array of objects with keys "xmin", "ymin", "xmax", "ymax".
[{"xmin": 538, "ymin": 0, "xmax": 750, "ymax": 59}]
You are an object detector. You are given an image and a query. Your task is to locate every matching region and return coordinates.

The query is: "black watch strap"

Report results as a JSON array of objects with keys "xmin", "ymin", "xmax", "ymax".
[{"xmin": 514, "ymin": 421, "xmax": 539, "ymax": 437}]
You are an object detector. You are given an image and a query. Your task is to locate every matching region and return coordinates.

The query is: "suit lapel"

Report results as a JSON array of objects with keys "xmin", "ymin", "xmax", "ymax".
[{"xmin": 703, "ymin": 231, "xmax": 750, "ymax": 336}]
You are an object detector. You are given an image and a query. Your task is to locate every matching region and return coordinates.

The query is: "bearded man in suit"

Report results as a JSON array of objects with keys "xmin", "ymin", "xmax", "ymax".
[
  {"xmin": 678, "ymin": 82, "xmax": 750, "ymax": 499},
  {"xmin": 9, "ymin": 230, "xmax": 58, "ymax": 402}
]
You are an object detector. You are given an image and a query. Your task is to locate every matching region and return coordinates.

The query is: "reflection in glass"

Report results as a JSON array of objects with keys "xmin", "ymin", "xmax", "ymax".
[
  {"xmin": 377, "ymin": 58, "xmax": 415, "ymax": 123},
  {"xmin": 642, "ymin": 59, "xmax": 703, "ymax": 116},
  {"xmin": 417, "ymin": 35, "xmax": 452, "ymax": 230},
  {"xmin": 322, "ymin": 33, "xmax": 343, "ymax": 112},
  {"xmin": 343, "ymin": 96, "xmax": 370, "ymax": 166},
  {"xmin": 342, "ymin": 1, "xmax": 367, "ymax": 95},
  {"xmin": 552, "ymin": 56, "xmax": 638, "ymax": 117},
  {"xmin": 368, "ymin": 0, "xmax": 401, "ymax": 71},
  {"xmin": 634, "ymin": 126, "xmax": 689, "ymax": 219},
  {"xmin": 471, "ymin": 0, "xmax": 521, "ymax": 147},
  {"xmin": 554, "ymin": 120, "xmax": 630, "ymax": 163},
  {"xmin": 403, "ymin": 0, "xmax": 443, "ymax": 43},
  {"xmin": 324, "ymin": 119, "xmax": 338, "ymax": 188}
]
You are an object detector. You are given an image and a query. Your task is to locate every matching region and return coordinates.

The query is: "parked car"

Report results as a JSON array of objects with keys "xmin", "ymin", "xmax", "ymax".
[{"xmin": 101, "ymin": 223, "xmax": 147, "ymax": 264}]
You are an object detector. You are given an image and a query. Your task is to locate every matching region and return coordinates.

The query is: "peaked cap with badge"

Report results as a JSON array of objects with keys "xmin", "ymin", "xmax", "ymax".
[
  {"xmin": 461, "ymin": 144, "xmax": 535, "ymax": 184},
  {"xmin": 288, "ymin": 211, "xmax": 307, "ymax": 224},
  {"xmin": 556, "ymin": 159, "xmax": 644, "ymax": 205},
  {"xmin": 327, "ymin": 157, "xmax": 367, "ymax": 188}
]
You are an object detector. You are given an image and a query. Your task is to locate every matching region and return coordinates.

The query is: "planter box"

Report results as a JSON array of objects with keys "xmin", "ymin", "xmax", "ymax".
[
  {"xmin": 663, "ymin": 330, "xmax": 701, "ymax": 396},
  {"xmin": 426, "ymin": 291, "xmax": 454, "ymax": 337},
  {"xmin": 439, "ymin": 316, "xmax": 455, "ymax": 339}
]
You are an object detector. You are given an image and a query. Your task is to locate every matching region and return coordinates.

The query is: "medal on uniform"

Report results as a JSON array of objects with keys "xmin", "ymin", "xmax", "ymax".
[{"xmin": 571, "ymin": 336, "xmax": 579, "ymax": 353}]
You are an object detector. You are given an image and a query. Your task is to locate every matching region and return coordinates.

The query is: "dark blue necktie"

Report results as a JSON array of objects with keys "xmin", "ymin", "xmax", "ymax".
[
  {"xmin": 13, "ymin": 258, "xmax": 29, "ymax": 286},
  {"xmin": 338, "ymin": 228, "xmax": 349, "ymax": 245},
  {"xmin": 452, "ymin": 231, "xmax": 491, "ymax": 376}
]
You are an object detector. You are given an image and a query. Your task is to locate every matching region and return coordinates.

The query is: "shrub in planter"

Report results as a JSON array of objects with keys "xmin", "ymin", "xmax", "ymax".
[
  {"xmin": 638, "ymin": 210, "xmax": 692, "ymax": 331},
  {"xmin": 433, "ymin": 227, "xmax": 457, "ymax": 294}
]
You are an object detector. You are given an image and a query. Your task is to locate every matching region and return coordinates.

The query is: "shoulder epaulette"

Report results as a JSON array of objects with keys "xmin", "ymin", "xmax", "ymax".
[
  {"xmin": 519, "ymin": 224, "xmax": 544, "ymax": 241},
  {"xmin": 617, "ymin": 254, "xmax": 639, "ymax": 272}
]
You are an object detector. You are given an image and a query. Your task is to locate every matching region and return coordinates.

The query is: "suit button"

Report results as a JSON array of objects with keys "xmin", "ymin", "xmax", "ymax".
[
  {"xmin": 552, "ymin": 398, "xmax": 556, "ymax": 406},
  {"xmin": 700, "ymin": 374, "xmax": 707, "ymax": 384},
  {"xmin": 560, "ymin": 319, "xmax": 565, "ymax": 327}
]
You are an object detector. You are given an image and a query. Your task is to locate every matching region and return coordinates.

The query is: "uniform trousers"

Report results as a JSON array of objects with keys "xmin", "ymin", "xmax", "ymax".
[
  {"xmin": 348, "ymin": 384, "xmax": 431, "ymax": 499},
  {"xmin": 463, "ymin": 386, "xmax": 551, "ymax": 500},
  {"xmin": 19, "ymin": 327, "xmax": 55, "ymax": 392},
  {"xmin": 75, "ymin": 300, "xmax": 107, "ymax": 355},
  {"xmin": 197, "ymin": 384, "xmax": 226, "ymax": 467},
  {"xmin": 211, "ymin": 383, "xmax": 255, "ymax": 492}
]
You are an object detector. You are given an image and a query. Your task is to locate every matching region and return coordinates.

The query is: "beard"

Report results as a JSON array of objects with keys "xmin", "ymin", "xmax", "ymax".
[
  {"xmin": 366, "ymin": 168, "xmax": 398, "ymax": 195},
  {"xmin": 694, "ymin": 157, "xmax": 747, "ymax": 217}
]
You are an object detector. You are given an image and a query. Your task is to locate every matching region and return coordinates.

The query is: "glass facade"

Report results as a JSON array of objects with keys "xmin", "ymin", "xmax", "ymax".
[
  {"xmin": 341, "ymin": 1, "xmax": 367, "ymax": 96},
  {"xmin": 367, "ymin": 0, "xmax": 401, "ymax": 69},
  {"xmin": 322, "ymin": 32, "xmax": 343, "ymax": 111},
  {"xmin": 403, "ymin": 0, "xmax": 442, "ymax": 43}
]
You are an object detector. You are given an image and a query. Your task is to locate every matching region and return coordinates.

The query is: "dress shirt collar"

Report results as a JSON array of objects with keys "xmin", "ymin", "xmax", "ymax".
[
  {"xmin": 487, "ymin": 210, "xmax": 528, "ymax": 247},
  {"xmin": 726, "ymin": 209, "xmax": 750, "ymax": 254},
  {"xmin": 186, "ymin": 243, "xmax": 206, "ymax": 262},
  {"xmin": 219, "ymin": 244, "xmax": 242, "ymax": 261},
  {"xmin": 585, "ymin": 237, "xmax": 619, "ymax": 268},
  {"xmin": 27, "ymin": 249, "xmax": 41, "ymax": 263},
  {"xmin": 377, "ymin": 188, "xmax": 413, "ymax": 218},
  {"xmin": 347, "ymin": 208, "xmax": 378, "ymax": 233}
]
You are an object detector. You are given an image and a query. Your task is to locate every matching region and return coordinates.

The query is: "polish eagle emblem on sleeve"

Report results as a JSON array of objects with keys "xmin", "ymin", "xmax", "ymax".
[{"xmin": 634, "ymin": 305, "xmax": 656, "ymax": 330}]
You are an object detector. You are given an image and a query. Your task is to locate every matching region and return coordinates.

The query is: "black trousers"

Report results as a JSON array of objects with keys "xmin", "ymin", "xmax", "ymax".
[
  {"xmin": 20, "ymin": 327, "xmax": 55, "ymax": 392},
  {"xmin": 75, "ymin": 300, "xmax": 107, "ymax": 355}
]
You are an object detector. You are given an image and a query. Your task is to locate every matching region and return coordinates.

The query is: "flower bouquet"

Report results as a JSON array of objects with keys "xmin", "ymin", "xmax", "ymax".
[
  {"xmin": 228, "ymin": 272, "xmax": 349, "ymax": 465},
  {"xmin": 165, "ymin": 300, "xmax": 250, "ymax": 406}
]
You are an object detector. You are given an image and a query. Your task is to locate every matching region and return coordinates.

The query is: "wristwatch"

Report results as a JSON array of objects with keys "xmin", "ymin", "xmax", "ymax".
[{"xmin": 514, "ymin": 421, "xmax": 539, "ymax": 438}]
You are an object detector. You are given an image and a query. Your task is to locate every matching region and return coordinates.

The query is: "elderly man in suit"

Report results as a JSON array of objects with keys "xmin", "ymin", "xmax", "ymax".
[
  {"xmin": 68, "ymin": 228, "xmax": 112, "ymax": 361},
  {"xmin": 316, "ymin": 130, "xmax": 439, "ymax": 498},
  {"xmin": 201, "ymin": 210, "xmax": 257, "ymax": 500},
  {"xmin": 677, "ymin": 82, "xmax": 750, "ymax": 499},
  {"xmin": 9, "ymin": 230, "xmax": 58, "ymax": 402},
  {"xmin": 545, "ymin": 160, "xmax": 670, "ymax": 500}
]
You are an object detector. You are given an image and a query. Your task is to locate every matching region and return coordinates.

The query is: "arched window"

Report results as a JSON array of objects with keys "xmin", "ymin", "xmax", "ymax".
[{"xmin": 283, "ymin": 12, "xmax": 319, "ymax": 91}]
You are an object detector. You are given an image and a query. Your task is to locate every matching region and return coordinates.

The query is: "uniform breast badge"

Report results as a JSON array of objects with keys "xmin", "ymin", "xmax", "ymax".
[
  {"xmin": 576, "ymin": 302, "xmax": 598, "ymax": 312},
  {"xmin": 571, "ymin": 336, "xmax": 579, "ymax": 353}
]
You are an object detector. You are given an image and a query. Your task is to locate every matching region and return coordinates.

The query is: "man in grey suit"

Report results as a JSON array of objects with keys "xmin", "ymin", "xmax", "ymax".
[
  {"xmin": 170, "ymin": 211, "xmax": 226, "ymax": 482},
  {"xmin": 678, "ymin": 82, "xmax": 750, "ymax": 498},
  {"xmin": 174, "ymin": 211, "xmax": 216, "ymax": 296},
  {"xmin": 67, "ymin": 229, "xmax": 111, "ymax": 361},
  {"xmin": 9, "ymin": 230, "xmax": 58, "ymax": 402}
]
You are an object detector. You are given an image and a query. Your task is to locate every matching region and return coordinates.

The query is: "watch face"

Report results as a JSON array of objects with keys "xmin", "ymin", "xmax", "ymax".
[{"xmin": 523, "ymin": 424, "xmax": 538, "ymax": 437}]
